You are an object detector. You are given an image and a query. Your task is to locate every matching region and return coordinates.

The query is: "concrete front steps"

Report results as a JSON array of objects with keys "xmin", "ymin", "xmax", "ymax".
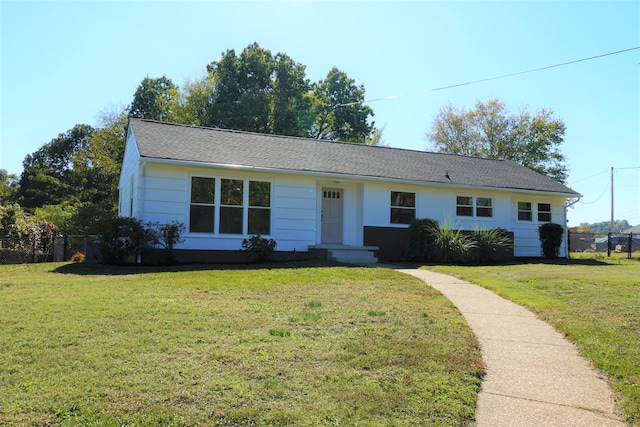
[{"xmin": 308, "ymin": 245, "xmax": 379, "ymax": 265}]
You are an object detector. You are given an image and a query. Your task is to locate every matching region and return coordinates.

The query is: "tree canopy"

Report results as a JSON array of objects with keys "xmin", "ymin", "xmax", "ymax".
[
  {"xmin": 10, "ymin": 43, "xmax": 378, "ymax": 237},
  {"xmin": 426, "ymin": 99, "xmax": 568, "ymax": 183},
  {"xmin": 129, "ymin": 43, "xmax": 376, "ymax": 143}
]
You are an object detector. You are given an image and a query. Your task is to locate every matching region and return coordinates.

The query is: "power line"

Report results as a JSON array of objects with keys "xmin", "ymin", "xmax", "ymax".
[{"xmin": 338, "ymin": 46, "xmax": 640, "ymax": 107}]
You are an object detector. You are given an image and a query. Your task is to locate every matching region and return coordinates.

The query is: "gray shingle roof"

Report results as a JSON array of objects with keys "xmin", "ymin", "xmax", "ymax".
[{"xmin": 129, "ymin": 118, "xmax": 579, "ymax": 196}]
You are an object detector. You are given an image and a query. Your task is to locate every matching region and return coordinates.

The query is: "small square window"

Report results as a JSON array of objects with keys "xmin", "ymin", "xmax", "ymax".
[
  {"xmin": 538, "ymin": 203, "xmax": 551, "ymax": 222},
  {"xmin": 476, "ymin": 197, "xmax": 493, "ymax": 218},
  {"xmin": 391, "ymin": 191, "xmax": 416, "ymax": 224},
  {"xmin": 518, "ymin": 202, "xmax": 532, "ymax": 221}
]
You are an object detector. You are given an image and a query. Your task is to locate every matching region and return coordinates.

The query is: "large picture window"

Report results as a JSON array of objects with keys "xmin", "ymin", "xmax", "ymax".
[
  {"xmin": 390, "ymin": 191, "xmax": 416, "ymax": 224},
  {"xmin": 189, "ymin": 177, "xmax": 271, "ymax": 235},
  {"xmin": 190, "ymin": 177, "xmax": 215, "ymax": 232}
]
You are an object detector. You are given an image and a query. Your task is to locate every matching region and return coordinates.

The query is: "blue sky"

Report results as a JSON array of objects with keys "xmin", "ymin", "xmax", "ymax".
[{"xmin": 1, "ymin": 0, "xmax": 638, "ymax": 227}]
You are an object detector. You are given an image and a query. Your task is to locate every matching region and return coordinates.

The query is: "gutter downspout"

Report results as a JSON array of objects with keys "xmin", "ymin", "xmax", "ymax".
[
  {"xmin": 564, "ymin": 197, "xmax": 581, "ymax": 258},
  {"xmin": 139, "ymin": 160, "xmax": 147, "ymax": 220}
]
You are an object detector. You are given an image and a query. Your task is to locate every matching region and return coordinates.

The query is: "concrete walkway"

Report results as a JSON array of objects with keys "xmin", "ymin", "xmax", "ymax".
[{"xmin": 397, "ymin": 268, "xmax": 626, "ymax": 427}]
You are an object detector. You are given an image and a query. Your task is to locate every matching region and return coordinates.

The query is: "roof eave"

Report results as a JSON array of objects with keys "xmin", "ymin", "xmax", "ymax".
[{"xmin": 140, "ymin": 156, "xmax": 581, "ymax": 198}]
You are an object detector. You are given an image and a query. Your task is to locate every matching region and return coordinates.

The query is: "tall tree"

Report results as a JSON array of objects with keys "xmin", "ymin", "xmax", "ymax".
[
  {"xmin": 272, "ymin": 53, "xmax": 311, "ymax": 136},
  {"xmin": 310, "ymin": 67, "xmax": 374, "ymax": 143},
  {"xmin": 0, "ymin": 169, "xmax": 18, "ymax": 204},
  {"xmin": 18, "ymin": 124, "xmax": 96, "ymax": 209},
  {"xmin": 16, "ymin": 110, "xmax": 126, "ymax": 233},
  {"xmin": 427, "ymin": 99, "xmax": 568, "ymax": 183},
  {"xmin": 129, "ymin": 76, "xmax": 178, "ymax": 121},
  {"xmin": 205, "ymin": 43, "xmax": 274, "ymax": 132}
]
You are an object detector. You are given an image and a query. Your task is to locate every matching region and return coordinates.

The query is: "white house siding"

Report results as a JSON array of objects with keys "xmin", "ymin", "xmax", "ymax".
[
  {"xmin": 140, "ymin": 164, "xmax": 189, "ymax": 225},
  {"xmin": 363, "ymin": 183, "xmax": 510, "ymax": 230},
  {"xmin": 272, "ymin": 178, "xmax": 317, "ymax": 251},
  {"xmin": 117, "ymin": 132, "xmax": 141, "ymax": 217},
  {"xmin": 132, "ymin": 163, "xmax": 318, "ymax": 252},
  {"xmin": 362, "ymin": 182, "xmax": 570, "ymax": 257},
  {"xmin": 123, "ymin": 156, "xmax": 571, "ymax": 258},
  {"xmin": 509, "ymin": 195, "xmax": 569, "ymax": 257}
]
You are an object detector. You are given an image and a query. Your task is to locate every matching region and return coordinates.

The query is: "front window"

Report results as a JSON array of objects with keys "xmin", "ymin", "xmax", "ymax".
[
  {"xmin": 538, "ymin": 203, "xmax": 551, "ymax": 222},
  {"xmin": 189, "ymin": 177, "xmax": 272, "ymax": 235},
  {"xmin": 518, "ymin": 202, "xmax": 532, "ymax": 221},
  {"xmin": 456, "ymin": 196, "xmax": 474, "ymax": 217},
  {"xmin": 190, "ymin": 177, "xmax": 215, "ymax": 232},
  {"xmin": 390, "ymin": 191, "xmax": 416, "ymax": 224},
  {"xmin": 476, "ymin": 197, "xmax": 493, "ymax": 217},
  {"xmin": 457, "ymin": 196, "xmax": 493, "ymax": 218},
  {"xmin": 220, "ymin": 179, "xmax": 244, "ymax": 234},
  {"xmin": 248, "ymin": 181, "xmax": 271, "ymax": 234}
]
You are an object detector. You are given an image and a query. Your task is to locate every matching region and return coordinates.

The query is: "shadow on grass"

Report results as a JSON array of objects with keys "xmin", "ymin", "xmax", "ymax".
[
  {"xmin": 52, "ymin": 259, "xmax": 349, "ymax": 276},
  {"xmin": 53, "ymin": 255, "xmax": 631, "ymax": 276},
  {"xmin": 392, "ymin": 257, "xmax": 615, "ymax": 269}
]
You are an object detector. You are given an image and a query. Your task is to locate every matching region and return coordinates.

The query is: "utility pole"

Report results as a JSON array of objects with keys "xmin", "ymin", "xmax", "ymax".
[{"xmin": 610, "ymin": 167, "xmax": 614, "ymax": 233}]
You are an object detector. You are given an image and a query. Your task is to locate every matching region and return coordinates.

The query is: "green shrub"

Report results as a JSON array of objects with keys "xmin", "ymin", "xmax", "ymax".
[
  {"xmin": 407, "ymin": 218, "xmax": 439, "ymax": 261},
  {"xmin": 539, "ymin": 222, "xmax": 564, "ymax": 259},
  {"xmin": 242, "ymin": 235, "xmax": 277, "ymax": 263},
  {"xmin": 430, "ymin": 219, "xmax": 476, "ymax": 264},
  {"xmin": 146, "ymin": 220, "xmax": 185, "ymax": 265},
  {"xmin": 472, "ymin": 226, "xmax": 512, "ymax": 264},
  {"xmin": 99, "ymin": 217, "xmax": 152, "ymax": 265}
]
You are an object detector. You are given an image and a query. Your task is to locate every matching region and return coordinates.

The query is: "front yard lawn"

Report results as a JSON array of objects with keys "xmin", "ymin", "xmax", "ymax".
[{"xmin": 0, "ymin": 262, "xmax": 483, "ymax": 426}]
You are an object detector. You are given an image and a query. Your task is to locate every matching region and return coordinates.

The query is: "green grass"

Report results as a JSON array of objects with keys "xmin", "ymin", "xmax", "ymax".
[
  {"xmin": 0, "ymin": 262, "xmax": 483, "ymax": 426},
  {"xmin": 427, "ymin": 253, "xmax": 640, "ymax": 426}
]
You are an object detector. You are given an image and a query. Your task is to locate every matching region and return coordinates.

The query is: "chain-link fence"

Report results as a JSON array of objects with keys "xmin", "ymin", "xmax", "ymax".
[
  {"xmin": 569, "ymin": 232, "xmax": 638, "ymax": 258},
  {"xmin": 0, "ymin": 235, "xmax": 101, "ymax": 264}
]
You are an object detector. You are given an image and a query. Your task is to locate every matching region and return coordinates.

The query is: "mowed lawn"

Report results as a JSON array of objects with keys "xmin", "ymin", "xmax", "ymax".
[
  {"xmin": 429, "ymin": 254, "xmax": 640, "ymax": 426},
  {"xmin": 0, "ymin": 262, "xmax": 483, "ymax": 426}
]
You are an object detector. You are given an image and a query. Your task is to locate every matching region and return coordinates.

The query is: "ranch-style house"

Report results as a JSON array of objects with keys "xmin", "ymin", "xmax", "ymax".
[{"xmin": 119, "ymin": 119, "xmax": 580, "ymax": 263}]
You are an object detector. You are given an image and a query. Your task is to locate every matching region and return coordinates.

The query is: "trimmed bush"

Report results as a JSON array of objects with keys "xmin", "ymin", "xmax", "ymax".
[
  {"xmin": 242, "ymin": 235, "xmax": 277, "ymax": 263},
  {"xmin": 99, "ymin": 217, "xmax": 152, "ymax": 265},
  {"xmin": 146, "ymin": 221, "xmax": 185, "ymax": 265},
  {"xmin": 539, "ymin": 222, "xmax": 564, "ymax": 259}
]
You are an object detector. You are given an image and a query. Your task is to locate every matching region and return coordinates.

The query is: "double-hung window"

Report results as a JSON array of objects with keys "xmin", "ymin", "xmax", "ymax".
[
  {"xmin": 476, "ymin": 197, "xmax": 493, "ymax": 217},
  {"xmin": 248, "ymin": 181, "xmax": 271, "ymax": 235},
  {"xmin": 457, "ymin": 196, "xmax": 493, "ymax": 218},
  {"xmin": 220, "ymin": 179, "xmax": 244, "ymax": 234},
  {"xmin": 517, "ymin": 202, "xmax": 533, "ymax": 221},
  {"xmin": 190, "ymin": 177, "xmax": 216, "ymax": 232},
  {"xmin": 390, "ymin": 191, "xmax": 416, "ymax": 224},
  {"xmin": 456, "ymin": 196, "xmax": 474, "ymax": 216},
  {"xmin": 538, "ymin": 203, "xmax": 551, "ymax": 222}
]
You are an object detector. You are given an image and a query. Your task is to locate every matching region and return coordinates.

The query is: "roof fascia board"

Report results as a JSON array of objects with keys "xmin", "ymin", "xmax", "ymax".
[{"xmin": 141, "ymin": 156, "xmax": 580, "ymax": 199}]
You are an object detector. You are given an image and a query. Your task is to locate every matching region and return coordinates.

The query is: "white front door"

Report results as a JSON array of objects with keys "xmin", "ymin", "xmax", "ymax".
[{"xmin": 321, "ymin": 187, "xmax": 343, "ymax": 244}]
